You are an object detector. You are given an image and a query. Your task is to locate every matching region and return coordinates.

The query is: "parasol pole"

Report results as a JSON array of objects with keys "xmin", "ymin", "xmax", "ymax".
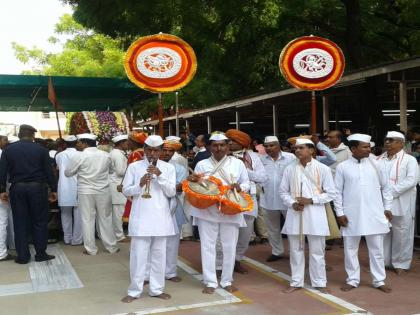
[
  {"xmin": 299, "ymin": 181, "xmax": 304, "ymax": 251},
  {"xmin": 310, "ymin": 90, "xmax": 317, "ymax": 134},
  {"xmin": 158, "ymin": 93, "xmax": 164, "ymax": 137},
  {"xmin": 175, "ymin": 91, "xmax": 180, "ymax": 137}
]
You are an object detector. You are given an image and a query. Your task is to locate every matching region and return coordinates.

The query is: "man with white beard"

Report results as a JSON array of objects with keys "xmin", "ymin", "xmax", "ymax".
[
  {"xmin": 334, "ymin": 133, "xmax": 393, "ymax": 293},
  {"xmin": 378, "ymin": 131, "xmax": 418, "ymax": 275}
]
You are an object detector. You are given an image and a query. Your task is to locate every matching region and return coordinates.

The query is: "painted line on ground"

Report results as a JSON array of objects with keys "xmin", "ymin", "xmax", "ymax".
[
  {"xmin": 113, "ymin": 257, "xmax": 241, "ymax": 315},
  {"xmin": 242, "ymin": 256, "xmax": 369, "ymax": 315}
]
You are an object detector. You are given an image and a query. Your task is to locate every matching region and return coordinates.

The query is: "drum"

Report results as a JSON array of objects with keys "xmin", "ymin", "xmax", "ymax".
[
  {"xmin": 182, "ymin": 176, "xmax": 224, "ymax": 209},
  {"xmin": 220, "ymin": 189, "xmax": 253, "ymax": 215}
]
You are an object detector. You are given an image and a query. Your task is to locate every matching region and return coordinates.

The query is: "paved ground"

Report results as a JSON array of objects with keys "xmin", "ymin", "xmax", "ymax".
[{"xmin": 0, "ymin": 239, "xmax": 419, "ymax": 315}]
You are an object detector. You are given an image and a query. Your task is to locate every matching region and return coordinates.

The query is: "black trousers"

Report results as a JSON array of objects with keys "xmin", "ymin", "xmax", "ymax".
[{"xmin": 9, "ymin": 182, "xmax": 49, "ymax": 261}]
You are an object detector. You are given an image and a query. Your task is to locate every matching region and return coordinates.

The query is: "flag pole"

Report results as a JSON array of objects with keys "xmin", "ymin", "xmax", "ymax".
[{"xmin": 48, "ymin": 77, "xmax": 63, "ymax": 139}]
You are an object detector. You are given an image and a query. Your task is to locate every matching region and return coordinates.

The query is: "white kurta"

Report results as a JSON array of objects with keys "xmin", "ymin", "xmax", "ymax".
[
  {"xmin": 122, "ymin": 159, "xmax": 176, "ymax": 237},
  {"xmin": 109, "ymin": 148, "xmax": 128, "ymax": 205},
  {"xmin": 172, "ymin": 151, "xmax": 189, "ymax": 170},
  {"xmin": 243, "ymin": 150, "xmax": 267, "ymax": 217},
  {"xmin": 280, "ymin": 159, "xmax": 336, "ymax": 236},
  {"xmin": 56, "ymin": 148, "xmax": 80, "ymax": 206},
  {"xmin": 190, "ymin": 156, "xmax": 250, "ymax": 227},
  {"xmin": 329, "ymin": 143, "xmax": 351, "ymax": 177},
  {"xmin": 334, "ymin": 156, "xmax": 392, "ymax": 236}
]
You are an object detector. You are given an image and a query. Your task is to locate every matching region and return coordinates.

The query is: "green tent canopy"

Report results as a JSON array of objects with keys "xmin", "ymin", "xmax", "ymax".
[{"xmin": 0, "ymin": 74, "xmax": 150, "ymax": 112}]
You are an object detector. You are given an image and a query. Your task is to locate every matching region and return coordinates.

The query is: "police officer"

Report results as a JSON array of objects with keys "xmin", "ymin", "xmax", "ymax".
[{"xmin": 0, "ymin": 124, "xmax": 57, "ymax": 264}]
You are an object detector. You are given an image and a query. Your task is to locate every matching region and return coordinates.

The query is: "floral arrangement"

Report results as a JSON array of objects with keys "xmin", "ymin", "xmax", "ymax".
[
  {"xmin": 182, "ymin": 176, "xmax": 225, "ymax": 209},
  {"xmin": 220, "ymin": 190, "xmax": 254, "ymax": 215},
  {"xmin": 66, "ymin": 111, "xmax": 131, "ymax": 143}
]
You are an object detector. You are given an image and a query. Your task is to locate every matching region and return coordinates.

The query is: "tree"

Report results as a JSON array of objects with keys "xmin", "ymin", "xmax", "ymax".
[{"xmin": 13, "ymin": 14, "xmax": 126, "ymax": 77}]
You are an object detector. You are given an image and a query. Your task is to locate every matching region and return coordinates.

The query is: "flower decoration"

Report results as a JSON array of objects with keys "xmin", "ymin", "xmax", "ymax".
[
  {"xmin": 182, "ymin": 176, "xmax": 225, "ymax": 209},
  {"xmin": 220, "ymin": 190, "xmax": 254, "ymax": 215}
]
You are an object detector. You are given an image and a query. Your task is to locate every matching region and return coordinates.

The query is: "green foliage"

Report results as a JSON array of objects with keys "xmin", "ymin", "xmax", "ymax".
[{"xmin": 12, "ymin": 14, "xmax": 126, "ymax": 77}]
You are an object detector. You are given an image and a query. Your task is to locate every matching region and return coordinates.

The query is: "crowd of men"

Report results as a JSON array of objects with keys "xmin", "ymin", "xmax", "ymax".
[{"xmin": 0, "ymin": 123, "xmax": 419, "ymax": 302}]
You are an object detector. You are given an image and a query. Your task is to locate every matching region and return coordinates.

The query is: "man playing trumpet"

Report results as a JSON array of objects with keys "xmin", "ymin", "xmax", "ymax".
[
  {"xmin": 280, "ymin": 138, "xmax": 336, "ymax": 294},
  {"xmin": 187, "ymin": 132, "xmax": 250, "ymax": 294},
  {"xmin": 121, "ymin": 135, "xmax": 176, "ymax": 302}
]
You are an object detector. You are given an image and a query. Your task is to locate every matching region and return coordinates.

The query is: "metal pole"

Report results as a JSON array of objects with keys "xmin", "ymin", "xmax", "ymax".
[
  {"xmin": 310, "ymin": 91, "xmax": 317, "ymax": 134},
  {"xmin": 175, "ymin": 91, "xmax": 180, "ymax": 137},
  {"xmin": 168, "ymin": 122, "xmax": 172, "ymax": 136},
  {"xmin": 399, "ymin": 81, "xmax": 408, "ymax": 133},
  {"xmin": 207, "ymin": 115, "xmax": 212, "ymax": 134},
  {"xmin": 272, "ymin": 104, "xmax": 279, "ymax": 136},
  {"xmin": 185, "ymin": 119, "xmax": 189, "ymax": 133},
  {"xmin": 235, "ymin": 111, "xmax": 240, "ymax": 130},
  {"xmin": 322, "ymin": 95, "xmax": 329, "ymax": 134},
  {"xmin": 158, "ymin": 93, "xmax": 164, "ymax": 137}
]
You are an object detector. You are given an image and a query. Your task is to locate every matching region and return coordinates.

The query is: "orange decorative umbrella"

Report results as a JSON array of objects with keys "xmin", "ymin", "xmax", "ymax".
[{"xmin": 124, "ymin": 33, "xmax": 197, "ymax": 93}]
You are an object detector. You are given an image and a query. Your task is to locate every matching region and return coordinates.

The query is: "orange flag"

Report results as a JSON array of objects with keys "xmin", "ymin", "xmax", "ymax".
[{"xmin": 48, "ymin": 77, "xmax": 64, "ymax": 113}]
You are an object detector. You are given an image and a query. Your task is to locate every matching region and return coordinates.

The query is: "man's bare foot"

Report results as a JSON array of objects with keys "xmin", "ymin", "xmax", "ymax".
[
  {"xmin": 234, "ymin": 261, "xmax": 248, "ymax": 274},
  {"xmin": 121, "ymin": 295, "xmax": 138, "ymax": 303},
  {"xmin": 144, "ymin": 280, "xmax": 149, "ymax": 285},
  {"xmin": 283, "ymin": 286, "xmax": 302, "ymax": 294},
  {"xmin": 314, "ymin": 287, "xmax": 331, "ymax": 294},
  {"xmin": 167, "ymin": 276, "xmax": 182, "ymax": 282},
  {"xmin": 376, "ymin": 285, "xmax": 392, "ymax": 293},
  {"xmin": 341, "ymin": 284, "xmax": 356, "ymax": 292},
  {"xmin": 394, "ymin": 268, "xmax": 405, "ymax": 276},
  {"xmin": 151, "ymin": 293, "xmax": 171, "ymax": 299},
  {"xmin": 202, "ymin": 287, "xmax": 215, "ymax": 294},
  {"xmin": 222, "ymin": 285, "xmax": 238, "ymax": 293}
]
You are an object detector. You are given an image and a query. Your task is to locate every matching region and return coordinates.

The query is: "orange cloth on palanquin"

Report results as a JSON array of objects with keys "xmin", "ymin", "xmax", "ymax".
[
  {"xmin": 122, "ymin": 149, "xmax": 144, "ymax": 222},
  {"xmin": 225, "ymin": 129, "xmax": 252, "ymax": 148}
]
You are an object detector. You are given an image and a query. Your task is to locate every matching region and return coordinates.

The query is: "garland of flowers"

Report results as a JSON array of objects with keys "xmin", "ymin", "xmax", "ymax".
[{"xmin": 220, "ymin": 190, "xmax": 254, "ymax": 215}]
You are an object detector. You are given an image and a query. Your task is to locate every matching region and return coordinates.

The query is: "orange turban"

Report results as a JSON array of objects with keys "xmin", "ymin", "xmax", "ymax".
[
  {"xmin": 129, "ymin": 131, "xmax": 148, "ymax": 144},
  {"xmin": 225, "ymin": 129, "xmax": 251, "ymax": 148},
  {"xmin": 163, "ymin": 140, "xmax": 182, "ymax": 151}
]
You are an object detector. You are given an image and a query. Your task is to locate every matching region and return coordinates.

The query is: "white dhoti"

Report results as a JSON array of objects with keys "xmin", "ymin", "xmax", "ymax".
[
  {"xmin": 112, "ymin": 204, "xmax": 125, "ymax": 241},
  {"xmin": 165, "ymin": 225, "xmax": 182, "ymax": 279},
  {"xmin": 0, "ymin": 203, "xmax": 9, "ymax": 259},
  {"xmin": 383, "ymin": 214, "xmax": 415, "ymax": 270},
  {"xmin": 263, "ymin": 209, "xmax": 287, "ymax": 256},
  {"xmin": 60, "ymin": 206, "xmax": 83, "ymax": 245},
  {"xmin": 288, "ymin": 235, "xmax": 326, "ymax": 287},
  {"xmin": 197, "ymin": 218, "xmax": 239, "ymax": 288},
  {"xmin": 344, "ymin": 234, "xmax": 386, "ymax": 288},
  {"xmin": 128, "ymin": 236, "xmax": 166, "ymax": 297},
  {"xmin": 78, "ymin": 194, "xmax": 118, "ymax": 255},
  {"xmin": 181, "ymin": 203, "xmax": 193, "ymax": 238},
  {"xmin": 236, "ymin": 215, "xmax": 255, "ymax": 261},
  {"xmin": 7, "ymin": 206, "xmax": 14, "ymax": 249}
]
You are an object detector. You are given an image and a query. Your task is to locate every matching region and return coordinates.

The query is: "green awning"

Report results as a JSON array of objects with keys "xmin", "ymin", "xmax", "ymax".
[{"xmin": 0, "ymin": 74, "xmax": 150, "ymax": 112}]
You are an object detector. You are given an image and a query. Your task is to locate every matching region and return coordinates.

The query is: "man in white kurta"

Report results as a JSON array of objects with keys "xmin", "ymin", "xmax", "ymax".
[
  {"xmin": 378, "ymin": 131, "xmax": 418, "ymax": 274},
  {"xmin": 334, "ymin": 133, "xmax": 393, "ymax": 293},
  {"xmin": 280, "ymin": 138, "xmax": 336, "ymax": 293},
  {"xmin": 188, "ymin": 132, "xmax": 250, "ymax": 294},
  {"xmin": 260, "ymin": 136, "xmax": 296, "ymax": 262},
  {"xmin": 55, "ymin": 135, "xmax": 82, "ymax": 245},
  {"xmin": 0, "ymin": 131, "xmax": 13, "ymax": 261},
  {"xmin": 109, "ymin": 134, "xmax": 128, "ymax": 242},
  {"xmin": 326, "ymin": 130, "xmax": 352, "ymax": 177},
  {"xmin": 121, "ymin": 135, "xmax": 176, "ymax": 302},
  {"xmin": 65, "ymin": 133, "xmax": 119, "ymax": 255},
  {"xmin": 225, "ymin": 129, "xmax": 267, "ymax": 274}
]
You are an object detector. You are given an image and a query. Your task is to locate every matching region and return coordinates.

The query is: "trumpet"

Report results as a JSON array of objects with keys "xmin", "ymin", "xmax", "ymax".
[{"xmin": 141, "ymin": 158, "xmax": 157, "ymax": 199}]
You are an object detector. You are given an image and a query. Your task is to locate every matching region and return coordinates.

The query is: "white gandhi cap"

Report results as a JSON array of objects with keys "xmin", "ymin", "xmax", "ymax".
[
  {"xmin": 145, "ymin": 135, "xmax": 164, "ymax": 147},
  {"xmin": 209, "ymin": 132, "xmax": 228, "ymax": 141},
  {"xmin": 385, "ymin": 131, "xmax": 405, "ymax": 140},
  {"xmin": 63, "ymin": 135, "xmax": 77, "ymax": 142},
  {"xmin": 76, "ymin": 133, "xmax": 97, "ymax": 141},
  {"xmin": 295, "ymin": 138, "xmax": 314, "ymax": 146},
  {"xmin": 112, "ymin": 134, "xmax": 128, "ymax": 143},
  {"xmin": 347, "ymin": 133, "xmax": 371, "ymax": 143},
  {"xmin": 166, "ymin": 136, "xmax": 181, "ymax": 142},
  {"xmin": 264, "ymin": 136, "xmax": 279, "ymax": 143}
]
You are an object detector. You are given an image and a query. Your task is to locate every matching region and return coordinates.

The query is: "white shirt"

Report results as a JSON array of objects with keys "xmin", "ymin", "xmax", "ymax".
[
  {"xmin": 109, "ymin": 148, "xmax": 128, "ymax": 205},
  {"xmin": 329, "ymin": 143, "xmax": 352, "ymax": 176},
  {"xmin": 334, "ymin": 156, "xmax": 393, "ymax": 236},
  {"xmin": 259, "ymin": 151, "xmax": 296, "ymax": 210},
  {"xmin": 377, "ymin": 150, "xmax": 419, "ymax": 216},
  {"xmin": 190, "ymin": 156, "xmax": 250, "ymax": 227},
  {"xmin": 65, "ymin": 147, "xmax": 113, "ymax": 195},
  {"xmin": 280, "ymin": 159, "xmax": 336, "ymax": 236},
  {"xmin": 172, "ymin": 151, "xmax": 189, "ymax": 170},
  {"xmin": 123, "ymin": 159, "xmax": 176, "ymax": 237},
  {"xmin": 56, "ymin": 148, "xmax": 80, "ymax": 206}
]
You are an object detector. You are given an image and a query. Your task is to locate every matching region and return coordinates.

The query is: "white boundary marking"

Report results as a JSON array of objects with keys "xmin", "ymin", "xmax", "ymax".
[
  {"xmin": 243, "ymin": 256, "xmax": 369, "ymax": 314},
  {"xmin": 113, "ymin": 259, "xmax": 241, "ymax": 315}
]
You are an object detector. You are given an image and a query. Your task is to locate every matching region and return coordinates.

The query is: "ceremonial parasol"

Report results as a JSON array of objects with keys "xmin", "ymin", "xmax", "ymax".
[{"xmin": 124, "ymin": 33, "xmax": 197, "ymax": 136}]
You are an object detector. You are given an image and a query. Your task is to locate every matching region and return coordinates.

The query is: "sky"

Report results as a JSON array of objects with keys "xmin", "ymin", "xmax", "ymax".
[{"xmin": 0, "ymin": 0, "xmax": 73, "ymax": 74}]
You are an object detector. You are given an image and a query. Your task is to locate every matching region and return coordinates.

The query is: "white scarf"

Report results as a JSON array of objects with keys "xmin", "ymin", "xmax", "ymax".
[{"xmin": 291, "ymin": 159, "xmax": 322, "ymax": 198}]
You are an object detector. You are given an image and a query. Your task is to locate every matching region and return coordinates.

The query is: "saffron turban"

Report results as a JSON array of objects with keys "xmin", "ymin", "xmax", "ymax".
[
  {"xmin": 225, "ymin": 129, "xmax": 251, "ymax": 148},
  {"xmin": 129, "ymin": 131, "xmax": 148, "ymax": 144},
  {"xmin": 163, "ymin": 140, "xmax": 182, "ymax": 151}
]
